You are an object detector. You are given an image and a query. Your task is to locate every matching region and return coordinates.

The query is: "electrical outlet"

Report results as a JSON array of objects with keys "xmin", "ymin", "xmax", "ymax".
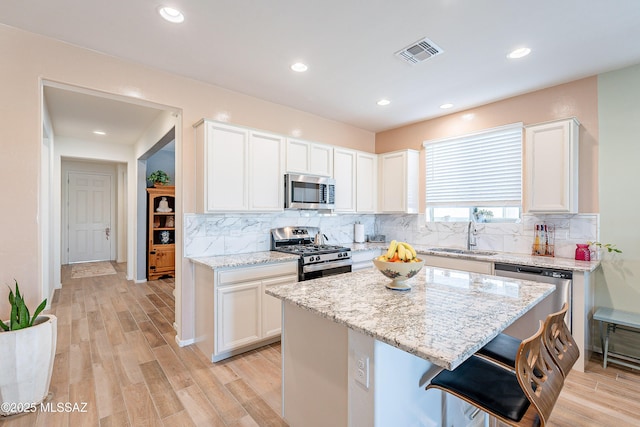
[{"xmin": 354, "ymin": 353, "xmax": 369, "ymax": 388}]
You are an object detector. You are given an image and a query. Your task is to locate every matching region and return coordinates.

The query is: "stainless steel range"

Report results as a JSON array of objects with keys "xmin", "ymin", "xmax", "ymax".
[{"xmin": 271, "ymin": 227, "xmax": 352, "ymax": 281}]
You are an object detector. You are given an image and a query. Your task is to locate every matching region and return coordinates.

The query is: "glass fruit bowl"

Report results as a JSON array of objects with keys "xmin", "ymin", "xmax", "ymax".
[{"xmin": 373, "ymin": 258, "xmax": 424, "ymax": 291}]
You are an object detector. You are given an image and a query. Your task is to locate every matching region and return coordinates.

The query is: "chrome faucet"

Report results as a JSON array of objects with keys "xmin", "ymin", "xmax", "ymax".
[{"xmin": 467, "ymin": 221, "xmax": 478, "ymax": 250}]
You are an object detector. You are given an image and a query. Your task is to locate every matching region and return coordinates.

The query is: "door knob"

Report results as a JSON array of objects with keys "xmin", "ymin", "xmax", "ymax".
[{"xmin": 105, "ymin": 226, "xmax": 111, "ymax": 240}]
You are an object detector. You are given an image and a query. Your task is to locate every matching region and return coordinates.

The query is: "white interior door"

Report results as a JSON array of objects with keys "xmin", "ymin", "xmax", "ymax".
[{"xmin": 68, "ymin": 172, "xmax": 112, "ymax": 263}]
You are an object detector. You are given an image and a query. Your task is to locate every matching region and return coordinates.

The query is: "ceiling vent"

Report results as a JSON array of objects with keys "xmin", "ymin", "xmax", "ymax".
[{"xmin": 395, "ymin": 37, "xmax": 443, "ymax": 64}]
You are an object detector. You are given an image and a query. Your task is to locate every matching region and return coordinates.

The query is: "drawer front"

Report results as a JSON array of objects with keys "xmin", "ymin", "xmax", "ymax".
[{"xmin": 217, "ymin": 261, "xmax": 298, "ymax": 286}]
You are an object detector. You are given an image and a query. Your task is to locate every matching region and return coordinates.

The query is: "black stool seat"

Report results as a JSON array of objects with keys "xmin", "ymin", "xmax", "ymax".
[
  {"xmin": 477, "ymin": 332, "xmax": 520, "ymax": 369},
  {"xmin": 429, "ymin": 356, "xmax": 530, "ymax": 422}
]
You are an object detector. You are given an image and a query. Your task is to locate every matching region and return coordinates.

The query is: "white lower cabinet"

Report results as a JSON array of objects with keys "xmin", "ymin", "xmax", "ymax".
[
  {"xmin": 193, "ymin": 260, "xmax": 298, "ymax": 362},
  {"xmin": 217, "ymin": 281, "xmax": 261, "ymax": 353},
  {"xmin": 423, "ymin": 255, "xmax": 493, "ymax": 275},
  {"xmin": 351, "ymin": 249, "xmax": 384, "ymax": 271}
]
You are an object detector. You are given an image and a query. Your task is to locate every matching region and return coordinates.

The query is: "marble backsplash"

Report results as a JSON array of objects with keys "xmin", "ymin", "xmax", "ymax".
[
  {"xmin": 375, "ymin": 213, "xmax": 599, "ymax": 259},
  {"xmin": 185, "ymin": 211, "xmax": 598, "ymax": 260},
  {"xmin": 184, "ymin": 211, "xmax": 376, "ymax": 257}
]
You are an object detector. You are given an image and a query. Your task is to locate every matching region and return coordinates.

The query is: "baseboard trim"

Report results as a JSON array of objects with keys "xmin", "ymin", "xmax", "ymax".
[
  {"xmin": 175, "ymin": 334, "xmax": 194, "ymax": 347},
  {"xmin": 134, "ymin": 278, "xmax": 147, "ymax": 284}
]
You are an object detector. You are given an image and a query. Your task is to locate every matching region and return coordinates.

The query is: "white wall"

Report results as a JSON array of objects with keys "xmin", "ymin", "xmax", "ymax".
[{"xmin": 597, "ymin": 63, "xmax": 640, "ymax": 313}]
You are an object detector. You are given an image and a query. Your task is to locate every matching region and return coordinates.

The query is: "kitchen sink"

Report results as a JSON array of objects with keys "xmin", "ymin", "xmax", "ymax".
[{"xmin": 428, "ymin": 248, "xmax": 497, "ymax": 256}]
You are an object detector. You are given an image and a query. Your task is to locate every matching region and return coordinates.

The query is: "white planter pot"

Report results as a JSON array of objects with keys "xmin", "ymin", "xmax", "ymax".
[{"xmin": 0, "ymin": 314, "xmax": 57, "ymax": 416}]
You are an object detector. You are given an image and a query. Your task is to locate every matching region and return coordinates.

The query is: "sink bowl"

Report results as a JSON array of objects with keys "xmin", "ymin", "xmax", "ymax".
[{"xmin": 428, "ymin": 248, "xmax": 497, "ymax": 256}]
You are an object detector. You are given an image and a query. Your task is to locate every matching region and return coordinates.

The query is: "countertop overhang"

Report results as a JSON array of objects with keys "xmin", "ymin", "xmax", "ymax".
[
  {"xmin": 189, "ymin": 251, "xmax": 299, "ymax": 269},
  {"xmin": 267, "ymin": 266, "xmax": 555, "ymax": 370}
]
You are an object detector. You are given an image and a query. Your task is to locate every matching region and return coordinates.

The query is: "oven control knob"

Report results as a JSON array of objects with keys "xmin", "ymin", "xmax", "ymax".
[{"xmin": 337, "ymin": 253, "xmax": 342, "ymax": 258}]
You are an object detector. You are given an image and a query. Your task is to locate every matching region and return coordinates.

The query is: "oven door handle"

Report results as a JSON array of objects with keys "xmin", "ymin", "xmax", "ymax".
[{"xmin": 302, "ymin": 259, "xmax": 352, "ymax": 273}]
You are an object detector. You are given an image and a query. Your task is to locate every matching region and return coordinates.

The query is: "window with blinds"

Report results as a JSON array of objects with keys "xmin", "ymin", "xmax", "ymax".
[{"xmin": 423, "ymin": 123, "xmax": 523, "ymax": 221}]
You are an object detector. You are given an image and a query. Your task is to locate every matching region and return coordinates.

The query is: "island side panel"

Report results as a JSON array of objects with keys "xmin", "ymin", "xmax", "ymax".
[
  {"xmin": 282, "ymin": 303, "xmax": 348, "ymax": 427},
  {"xmin": 348, "ymin": 329, "xmax": 446, "ymax": 427}
]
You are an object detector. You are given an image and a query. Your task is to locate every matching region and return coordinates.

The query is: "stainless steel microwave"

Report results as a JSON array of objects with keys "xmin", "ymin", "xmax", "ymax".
[{"xmin": 284, "ymin": 174, "xmax": 335, "ymax": 210}]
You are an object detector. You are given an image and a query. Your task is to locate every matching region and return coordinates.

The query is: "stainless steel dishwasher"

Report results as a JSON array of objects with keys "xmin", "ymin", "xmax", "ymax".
[{"xmin": 494, "ymin": 263, "xmax": 572, "ymax": 340}]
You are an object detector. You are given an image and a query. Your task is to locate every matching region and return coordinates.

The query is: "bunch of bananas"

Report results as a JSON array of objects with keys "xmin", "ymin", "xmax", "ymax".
[{"xmin": 377, "ymin": 240, "xmax": 419, "ymax": 263}]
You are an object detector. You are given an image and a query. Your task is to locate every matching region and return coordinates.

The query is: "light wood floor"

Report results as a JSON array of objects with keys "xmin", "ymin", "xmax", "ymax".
[{"xmin": 1, "ymin": 262, "xmax": 639, "ymax": 426}]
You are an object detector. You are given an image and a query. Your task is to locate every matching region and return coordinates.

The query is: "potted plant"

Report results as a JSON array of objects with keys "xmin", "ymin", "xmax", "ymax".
[
  {"xmin": 148, "ymin": 170, "xmax": 170, "ymax": 187},
  {"xmin": 474, "ymin": 209, "xmax": 494, "ymax": 223},
  {"xmin": 587, "ymin": 241, "xmax": 622, "ymax": 260},
  {"xmin": 0, "ymin": 281, "xmax": 57, "ymax": 416}
]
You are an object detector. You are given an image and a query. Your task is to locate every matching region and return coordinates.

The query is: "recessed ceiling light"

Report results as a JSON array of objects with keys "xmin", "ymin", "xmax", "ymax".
[
  {"xmin": 158, "ymin": 6, "xmax": 184, "ymax": 23},
  {"xmin": 440, "ymin": 103, "xmax": 453, "ymax": 109},
  {"xmin": 507, "ymin": 47, "xmax": 531, "ymax": 59},
  {"xmin": 291, "ymin": 62, "xmax": 308, "ymax": 72},
  {"xmin": 377, "ymin": 99, "xmax": 391, "ymax": 106},
  {"xmin": 93, "ymin": 130, "xmax": 106, "ymax": 135}
]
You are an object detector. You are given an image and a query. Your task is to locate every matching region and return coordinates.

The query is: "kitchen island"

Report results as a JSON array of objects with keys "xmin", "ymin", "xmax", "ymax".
[{"xmin": 266, "ymin": 266, "xmax": 555, "ymax": 427}]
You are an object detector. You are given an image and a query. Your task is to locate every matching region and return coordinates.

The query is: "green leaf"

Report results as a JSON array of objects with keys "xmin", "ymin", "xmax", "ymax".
[
  {"xmin": 0, "ymin": 318, "xmax": 8, "ymax": 331},
  {"xmin": 17, "ymin": 294, "xmax": 29, "ymax": 329},
  {"xmin": 30, "ymin": 299, "xmax": 47, "ymax": 326},
  {"xmin": 10, "ymin": 299, "xmax": 18, "ymax": 330}
]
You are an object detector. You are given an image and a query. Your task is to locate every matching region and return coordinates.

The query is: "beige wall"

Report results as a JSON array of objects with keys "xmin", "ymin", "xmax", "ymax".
[
  {"xmin": 375, "ymin": 77, "xmax": 599, "ymax": 213},
  {"xmin": 0, "ymin": 25, "xmax": 374, "ymax": 321},
  {"xmin": 597, "ymin": 63, "xmax": 640, "ymax": 313}
]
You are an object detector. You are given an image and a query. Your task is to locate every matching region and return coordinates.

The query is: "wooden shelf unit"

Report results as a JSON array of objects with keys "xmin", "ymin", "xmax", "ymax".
[{"xmin": 147, "ymin": 186, "xmax": 175, "ymax": 280}]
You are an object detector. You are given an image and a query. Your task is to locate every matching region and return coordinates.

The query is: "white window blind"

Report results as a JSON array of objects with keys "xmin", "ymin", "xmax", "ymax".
[{"xmin": 423, "ymin": 123, "xmax": 522, "ymax": 207}]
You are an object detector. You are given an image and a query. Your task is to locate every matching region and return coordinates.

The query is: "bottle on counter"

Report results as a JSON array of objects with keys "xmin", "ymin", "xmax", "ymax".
[{"xmin": 533, "ymin": 224, "xmax": 541, "ymax": 255}]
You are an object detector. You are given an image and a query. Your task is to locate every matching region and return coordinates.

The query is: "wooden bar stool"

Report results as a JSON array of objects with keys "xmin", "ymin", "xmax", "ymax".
[
  {"xmin": 427, "ymin": 321, "xmax": 564, "ymax": 426},
  {"xmin": 476, "ymin": 303, "xmax": 578, "ymax": 378}
]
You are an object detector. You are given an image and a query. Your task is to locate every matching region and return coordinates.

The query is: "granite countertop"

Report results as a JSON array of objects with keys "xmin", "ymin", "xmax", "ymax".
[
  {"xmin": 188, "ymin": 242, "xmax": 600, "ymax": 272},
  {"xmin": 344, "ymin": 242, "xmax": 601, "ymax": 272},
  {"xmin": 266, "ymin": 266, "xmax": 555, "ymax": 370},
  {"xmin": 189, "ymin": 251, "xmax": 299, "ymax": 269}
]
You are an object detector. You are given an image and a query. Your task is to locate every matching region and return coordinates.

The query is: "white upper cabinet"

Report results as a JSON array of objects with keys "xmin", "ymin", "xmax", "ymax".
[
  {"xmin": 525, "ymin": 118, "xmax": 579, "ymax": 213},
  {"xmin": 333, "ymin": 148, "xmax": 378, "ymax": 213},
  {"xmin": 333, "ymin": 148, "xmax": 357, "ymax": 212},
  {"xmin": 248, "ymin": 130, "xmax": 285, "ymax": 211},
  {"xmin": 286, "ymin": 138, "xmax": 334, "ymax": 177},
  {"xmin": 356, "ymin": 152, "xmax": 377, "ymax": 213},
  {"xmin": 378, "ymin": 149, "xmax": 419, "ymax": 213},
  {"xmin": 195, "ymin": 120, "xmax": 249, "ymax": 212},
  {"xmin": 195, "ymin": 120, "xmax": 283, "ymax": 212}
]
